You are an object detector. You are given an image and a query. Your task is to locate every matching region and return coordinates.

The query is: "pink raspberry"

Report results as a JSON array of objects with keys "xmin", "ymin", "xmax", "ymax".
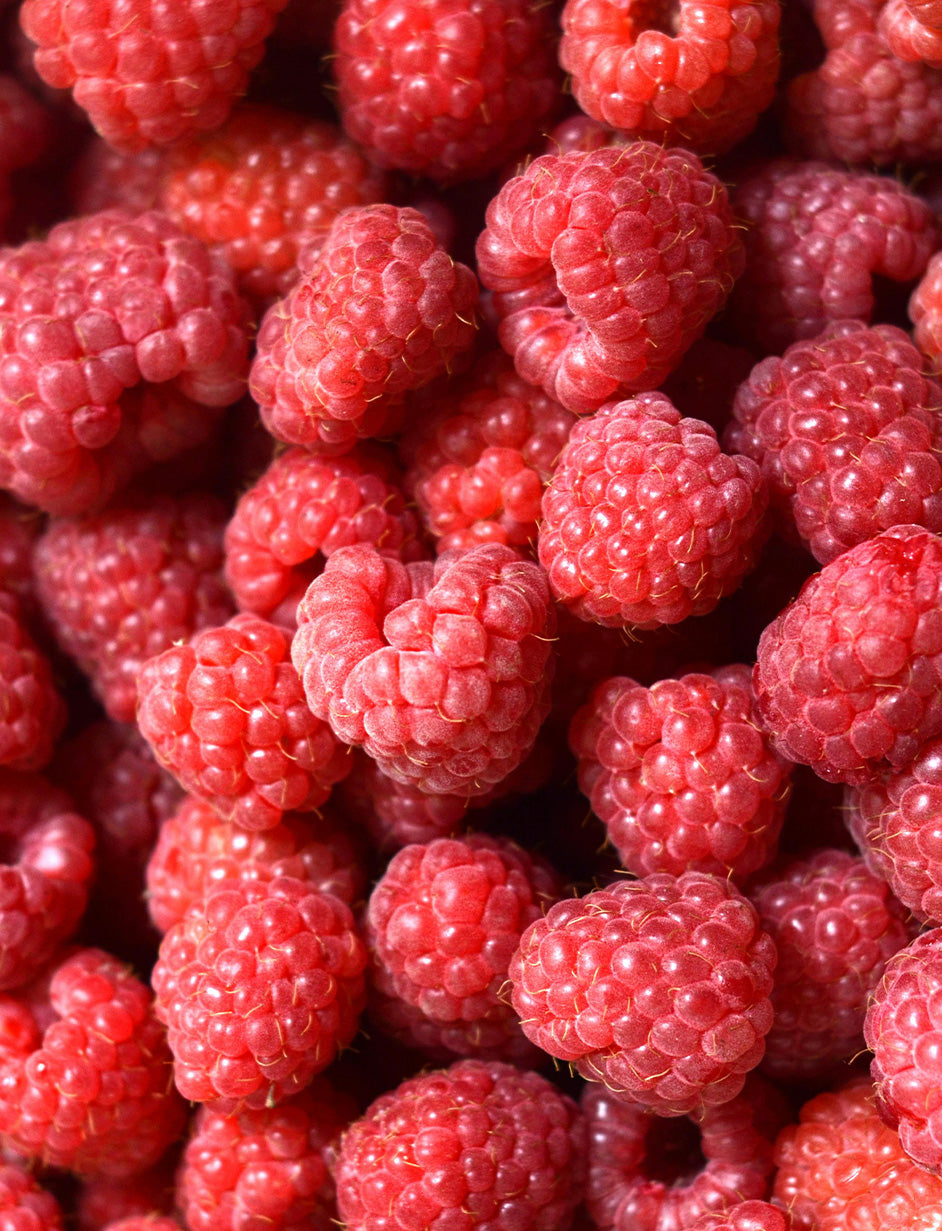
[
  {"xmin": 334, "ymin": 1059, "xmax": 586, "ymax": 1231},
  {"xmin": 153, "ymin": 874, "xmax": 366, "ymax": 1113},
  {"xmin": 292, "ymin": 542, "xmax": 555, "ymax": 798},
  {"xmin": 687, "ymin": 1203, "xmax": 792, "ymax": 1231},
  {"xmin": 754, "ymin": 524, "xmax": 942, "ymax": 784},
  {"xmin": 137, "ymin": 613, "xmax": 350, "ymax": 832},
  {"xmin": 538, "ymin": 394, "xmax": 769, "ymax": 628},
  {"xmin": 880, "ymin": 0, "xmax": 942, "ymax": 62},
  {"xmin": 250, "ymin": 204, "xmax": 479, "ymax": 454},
  {"xmin": 0, "ymin": 947, "xmax": 187, "ymax": 1176},
  {"xmin": 334, "ymin": 748, "xmax": 469, "ymax": 851},
  {"xmin": 569, "ymin": 666, "xmax": 791, "ymax": 883},
  {"xmin": 508, "ymin": 872, "xmax": 777, "ymax": 1116},
  {"xmin": 0, "ymin": 1162, "xmax": 63, "ymax": 1231},
  {"xmin": 0, "ymin": 591, "xmax": 64, "ymax": 772},
  {"xmin": 476, "ymin": 144, "xmax": 744, "ymax": 414}
]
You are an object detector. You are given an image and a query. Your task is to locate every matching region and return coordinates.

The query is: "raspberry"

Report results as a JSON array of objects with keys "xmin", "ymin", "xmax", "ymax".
[
  {"xmin": 728, "ymin": 160, "xmax": 937, "ymax": 355},
  {"xmin": 688, "ymin": 1203, "xmax": 792, "ymax": 1231},
  {"xmin": 905, "ymin": 0, "xmax": 942, "ymax": 28},
  {"xmin": 476, "ymin": 144, "xmax": 744, "ymax": 414},
  {"xmin": 19, "ymin": 0, "xmax": 289, "ymax": 148},
  {"xmin": 0, "ymin": 947, "xmax": 187, "ymax": 1176},
  {"xmin": 334, "ymin": 1059, "xmax": 586, "ymax": 1231},
  {"xmin": 137, "ymin": 613, "xmax": 351, "ymax": 832},
  {"xmin": 250, "ymin": 204, "xmax": 479, "ymax": 454},
  {"xmin": 35, "ymin": 493, "xmax": 233, "ymax": 724},
  {"xmin": 569, "ymin": 666, "xmax": 791, "ymax": 882},
  {"xmin": 145, "ymin": 794, "xmax": 365, "ymax": 934},
  {"xmin": 0, "ymin": 210, "xmax": 249, "ymax": 515},
  {"xmin": 400, "ymin": 351, "xmax": 576, "ymax": 553},
  {"xmin": 332, "ymin": 0, "xmax": 561, "ymax": 184},
  {"xmin": 160, "ymin": 105, "xmax": 389, "ymax": 301},
  {"xmin": 224, "ymin": 444, "xmax": 423, "ymax": 624},
  {"xmin": 880, "ymin": 0, "xmax": 942, "ymax": 63},
  {"xmin": 559, "ymin": 0, "xmax": 782, "ymax": 155},
  {"xmin": 538, "ymin": 394, "xmax": 769, "ymax": 629},
  {"xmin": 754, "ymin": 524, "xmax": 942, "ymax": 784},
  {"xmin": 77, "ymin": 1165, "xmax": 176, "ymax": 1231},
  {"xmin": 0, "ymin": 591, "xmax": 64, "ymax": 772},
  {"xmin": 152, "ymin": 874, "xmax": 367, "ymax": 1112},
  {"xmin": 0, "ymin": 1162, "xmax": 63, "ymax": 1231},
  {"xmin": 334, "ymin": 748, "xmax": 469, "ymax": 851},
  {"xmin": 726, "ymin": 321, "xmax": 942, "ymax": 564},
  {"xmin": 69, "ymin": 138, "xmax": 165, "ymax": 217},
  {"xmin": 508, "ymin": 872, "xmax": 777, "ymax": 1116},
  {"xmin": 177, "ymin": 1079, "xmax": 357, "ymax": 1231},
  {"xmin": 907, "ymin": 250, "xmax": 942, "ymax": 374},
  {"xmin": 103, "ymin": 1221, "xmax": 180, "ymax": 1231}
]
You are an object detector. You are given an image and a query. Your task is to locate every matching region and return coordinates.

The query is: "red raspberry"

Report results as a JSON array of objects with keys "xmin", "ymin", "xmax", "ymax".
[
  {"xmin": 152, "ymin": 874, "xmax": 367, "ymax": 1112},
  {"xmin": 177, "ymin": 1079, "xmax": 357, "ymax": 1231},
  {"xmin": 508, "ymin": 872, "xmax": 777, "ymax": 1117},
  {"xmin": 332, "ymin": 0, "xmax": 561, "ymax": 184},
  {"xmin": 137, "ymin": 613, "xmax": 350, "ymax": 832},
  {"xmin": 905, "ymin": 0, "xmax": 942, "ymax": 28},
  {"xmin": 160, "ymin": 105, "xmax": 389, "ymax": 301},
  {"xmin": 569, "ymin": 666, "xmax": 791, "ymax": 883},
  {"xmin": 400, "ymin": 351, "xmax": 576, "ymax": 554},
  {"xmin": 334, "ymin": 1059, "xmax": 586, "ymax": 1231},
  {"xmin": 102, "ymin": 1221, "xmax": 180, "ymax": 1231},
  {"xmin": 907, "ymin": 250, "xmax": 942, "ymax": 374},
  {"xmin": 69, "ymin": 138, "xmax": 165, "ymax": 217},
  {"xmin": 476, "ymin": 144, "xmax": 744, "ymax": 414},
  {"xmin": 0, "ymin": 1162, "xmax": 63, "ymax": 1231},
  {"xmin": 334, "ymin": 748, "xmax": 468, "ymax": 851},
  {"xmin": 0, "ymin": 947, "xmax": 187, "ymax": 1176},
  {"xmin": 726, "ymin": 321, "xmax": 942, "ymax": 564},
  {"xmin": 35, "ymin": 493, "xmax": 233, "ymax": 724},
  {"xmin": 19, "ymin": 0, "xmax": 289, "ymax": 148},
  {"xmin": 754, "ymin": 524, "xmax": 942, "ymax": 785},
  {"xmin": 559, "ymin": 0, "xmax": 781, "ymax": 155},
  {"xmin": 538, "ymin": 394, "xmax": 769, "ymax": 629},
  {"xmin": 224, "ymin": 444, "xmax": 423, "ymax": 624},
  {"xmin": 880, "ymin": 0, "xmax": 942, "ymax": 62},
  {"xmin": 0, "ymin": 210, "xmax": 249, "ymax": 515},
  {"xmin": 0, "ymin": 591, "xmax": 64, "ymax": 772},
  {"xmin": 688, "ymin": 1203, "xmax": 792, "ymax": 1231},
  {"xmin": 729, "ymin": 160, "xmax": 937, "ymax": 355},
  {"xmin": 77, "ymin": 1164, "xmax": 176, "ymax": 1231},
  {"xmin": 145, "ymin": 794, "xmax": 365, "ymax": 934},
  {"xmin": 250, "ymin": 204, "xmax": 479, "ymax": 454},
  {"xmin": 292, "ymin": 542, "xmax": 555, "ymax": 798}
]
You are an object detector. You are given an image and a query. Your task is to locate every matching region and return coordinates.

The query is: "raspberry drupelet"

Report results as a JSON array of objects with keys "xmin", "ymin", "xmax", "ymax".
[
  {"xmin": 569, "ymin": 666, "xmax": 791, "ymax": 883},
  {"xmin": 152, "ymin": 874, "xmax": 367, "ymax": 1113},
  {"xmin": 476, "ymin": 144, "xmax": 744, "ymax": 414},
  {"xmin": 688, "ymin": 1203, "xmax": 792, "ymax": 1231},
  {"xmin": 538, "ymin": 394, "xmax": 769, "ymax": 629},
  {"xmin": 334, "ymin": 1059, "xmax": 586, "ymax": 1231},
  {"xmin": 0, "ymin": 1162, "xmax": 63, "ymax": 1231},
  {"xmin": 754, "ymin": 524, "xmax": 942, "ymax": 785},
  {"xmin": 880, "ymin": 0, "xmax": 942, "ymax": 63},
  {"xmin": 0, "ymin": 590, "xmax": 64, "ymax": 772},
  {"xmin": 508, "ymin": 871, "xmax": 777, "ymax": 1117},
  {"xmin": 291, "ymin": 542, "xmax": 555, "ymax": 798}
]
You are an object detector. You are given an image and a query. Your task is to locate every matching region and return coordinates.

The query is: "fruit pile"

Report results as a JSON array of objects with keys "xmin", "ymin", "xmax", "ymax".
[{"xmin": 2, "ymin": 0, "xmax": 942, "ymax": 1227}]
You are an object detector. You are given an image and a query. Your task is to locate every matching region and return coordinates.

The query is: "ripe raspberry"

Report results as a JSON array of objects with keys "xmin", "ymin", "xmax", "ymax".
[
  {"xmin": 729, "ymin": 160, "xmax": 937, "ymax": 355},
  {"xmin": 400, "ymin": 351, "xmax": 576, "ymax": 553},
  {"xmin": 334, "ymin": 748, "xmax": 468, "ymax": 851},
  {"xmin": 137, "ymin": 613, "xmax": 350, "ymax": 832},
  {"xmin": 907, "ymin": 250, "xmax": 942, "ymax": 375},
  {"xmin": 0, "ymin": 947, "xmax": 187, "ymax": 1175},
  {"xmin": 334, "ymin": 1059, "xmax": 586, "ymax": 1231},
  {"xmin": 0, "ymin": 210, "xmax": 249, "ymax": 515},
  {"xmin": 559, "ymin": 0, "xmax": 781, "ymax": 155},
  {"xmin": 570, "ymin": 666, "xmax": 791, "ymax": 883},
  {"xmin": 160, "ymin": 105, "xmax": 389, "ymax": 301},
  {"xmin": 905, "ymin": 0, "xmax": 942, "ymax": 28},
  {"xmin": 152, "ymin": 874, "xmax": 367, "ymax": 1112},
  {"xmin": 508, "ymin": 872, "xmax": 777, "ymax": 1116},
  {"xmin": 880, "ymin": 0, "xmax": 942, "ymax": 63},
  {"xmin": 476, "ymin": 144, "xmax": 744, "ymax": 414},
  {"xmin": 0, "ymin": 497, "xmax": 40, "ymax": 615},
  {"xmin": 250, "ymin": 204, "xmax": 479, "ymax": 454},
  {"xmin": 0, "ymin": 1162, "xmax": 63, "ymax": 1231},
  {"xmin": 332, "ymin": 0, "xmax": 561, "ymax": 184},
  {"xmin": 688, "ymin": 1203, "xmax": 792, "ymax": 1231},
  {"xmin": 726, "ymin": 321, "xmax": 942, "ymax": 565},
  {"xmin": 224, "ymin": 444, "xmax": 423, "ymax": 624},
  {"xmin": 69, "ymin": 138, "xmax": 165, "ymax": 217},
  {"xmin": 539, "ymin": 394, "xmax": 769, "ymax": 629},
  {"xmin": 754, "ymin": 524, "xmax": 942, "ymax": 784},
  {"xmin": 0, "ymin": 591, "xmax": 64, "ymax": 772}
]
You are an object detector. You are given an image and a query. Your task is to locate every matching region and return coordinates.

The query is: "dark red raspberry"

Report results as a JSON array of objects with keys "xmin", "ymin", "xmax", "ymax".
[
  {"xmin": 0, "ymin": 210, "xmax": 249, "ymax": 515},
  {"xmin": 35, "ymin": 493, "xmax": 233, "ymax": 724},
  {"xmin": 539, "ymin": 394, "xmax": 769, "ymax": 628},
  {"xmin": 570, "ymin": 666, "xmax": 791, "ymax": 883},
  {"xmin": 508, "ymin": 872, "xmax": 777, "ymax": 1117},
  {"xmin": 152, "ymin": 874, "xmax": 367, "ymax": 1112},
  {"xmin": 880, "ymin": 0, "xmax": 942, "ymax": 62},
  {"xmin": 726, "ymin": 321, "xmax": 942, "ymax": 564},
  {"xmin": 0, "ymin": 591, "xmax": 64, "ymax": 772},
  {"xmin": 754, "ymin": 524, "xmax": 942, "ymax": 785},
  {"xmin": 0, "ymin": 76, "xmax": 52, "ymax": 232},
  {"xmin": 476, "ymin": 144, "xmax": 744, "ymax": 414},
  {"xmin": 77, "ymin": 1164, "xmax": 176, "ymax": 1231},
  {"xmin": 0, "ymin": 1161, "xmax": 63, "ymax": 1231},
  {"xmin": 688, "ymin": 1202, "xmax": 792, "ymax": 1231},
  {"xmin": 729, "ymin": 160, "xmax": 936, "ymax": 355},
  {"xmin": 137, "ymin": 613, "xmax": 350, "ymax": 832},
  {"xmin": 334, "ymin": 1059, "xmax": 586, "ymax": 1231},
  {"xmin": 69, "ymin": 138, "xmax": 165, "ymax": 217},
  {"xmin": 332, "ymin": 0, "xmax": 561, "ymax": 184},
  {"xmin": 0, "ymin": 947, "xmax": 187, "ymax": 1175},
  {"xmin": 250, "ymin": 204, "xmax": 479, "ymax": 454},
  {"xmin": 559, "ymin": 0, "xmax": 781, "ymax": 155},
  {"xmin": 292, "ymin": 542, "xmax": 555, "ymax": 798},
  {"xmin": 334, "ymin": 748, "xmax": 469, "ymax": 851}
]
